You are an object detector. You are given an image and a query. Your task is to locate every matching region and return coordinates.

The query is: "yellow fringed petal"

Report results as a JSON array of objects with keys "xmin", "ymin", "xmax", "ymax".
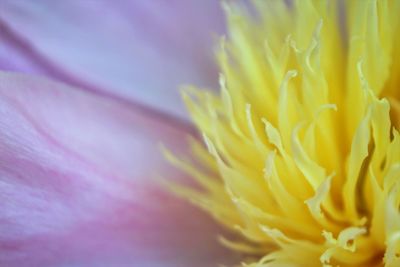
[{"xmin": 165, "ymin": 0, "xmax": 400, "ymax": 266}]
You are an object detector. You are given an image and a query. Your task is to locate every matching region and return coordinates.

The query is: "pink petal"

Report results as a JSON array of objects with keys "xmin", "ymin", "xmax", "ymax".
[
  {"xmin": 0, "ymin": 0, "xmax": 224, "ymax": 120},
  {"xmin": 0, "ymin": 72, "xmax": 234, "ymax": 266}
]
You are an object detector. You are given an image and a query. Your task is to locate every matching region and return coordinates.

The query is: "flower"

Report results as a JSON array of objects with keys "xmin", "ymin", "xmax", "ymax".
[
  {"xmin": 166, "ymin": 1, "xmax": 400, "ymax": 266},
  {"xmin": 0, "ymin": 1, "xmax": 236, "ymax": 267}
]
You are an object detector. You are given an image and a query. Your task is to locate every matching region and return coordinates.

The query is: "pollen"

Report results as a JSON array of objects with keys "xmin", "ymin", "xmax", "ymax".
[{"xmin": 163, "ymin": 1, "xmax": 400, "ymax": 266}]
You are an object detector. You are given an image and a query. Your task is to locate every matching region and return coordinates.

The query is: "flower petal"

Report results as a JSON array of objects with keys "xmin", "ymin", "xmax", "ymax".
[
  {"xmin": 0, "ymin": 0, "xmax": 224, "ymax": 120},
  {"xmin": 0, "ymin": 72, "xmax": 233, "ymax": 266}
]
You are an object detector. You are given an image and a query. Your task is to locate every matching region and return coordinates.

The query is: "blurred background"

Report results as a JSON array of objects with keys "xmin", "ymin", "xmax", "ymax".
[{"xmin": 0, "ymin": 1, "xmax": 241, "ymax": 267}]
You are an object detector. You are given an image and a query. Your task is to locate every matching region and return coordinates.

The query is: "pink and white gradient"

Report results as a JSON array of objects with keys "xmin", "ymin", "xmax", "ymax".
[
  {"xmin": 0, "ymin": 0, "xmax": 223, "ymax": 119},
  {"xmin": 0, "ymin": 1, "xmax": 236, "ymax": 266}
]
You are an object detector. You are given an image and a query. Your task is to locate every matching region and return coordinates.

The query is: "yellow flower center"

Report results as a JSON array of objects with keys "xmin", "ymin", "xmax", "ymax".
[{"xmin": 164, "ymin": 1, "xmax": 400, "ymax": 266}]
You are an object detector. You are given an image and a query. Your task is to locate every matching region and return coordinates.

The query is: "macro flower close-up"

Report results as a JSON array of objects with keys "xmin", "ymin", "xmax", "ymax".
[{"xmin": 1, "ymin": 1, "xmax": 400, "ymax": 267}]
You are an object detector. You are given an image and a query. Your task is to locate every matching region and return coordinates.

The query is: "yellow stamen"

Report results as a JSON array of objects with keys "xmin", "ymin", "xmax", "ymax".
[{"xmin": 165, "ymin": 1, "xmax": 400, "ymax": 266}]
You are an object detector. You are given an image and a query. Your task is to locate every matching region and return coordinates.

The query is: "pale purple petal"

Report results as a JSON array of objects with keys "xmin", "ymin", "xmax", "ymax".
[
  {"xmin": 0, "ymin": 72, "xmax": 234, "ymax": 267},
  {"xmin": 0, "ymin": 0, "xmax": 224, "ymax": 120}
]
